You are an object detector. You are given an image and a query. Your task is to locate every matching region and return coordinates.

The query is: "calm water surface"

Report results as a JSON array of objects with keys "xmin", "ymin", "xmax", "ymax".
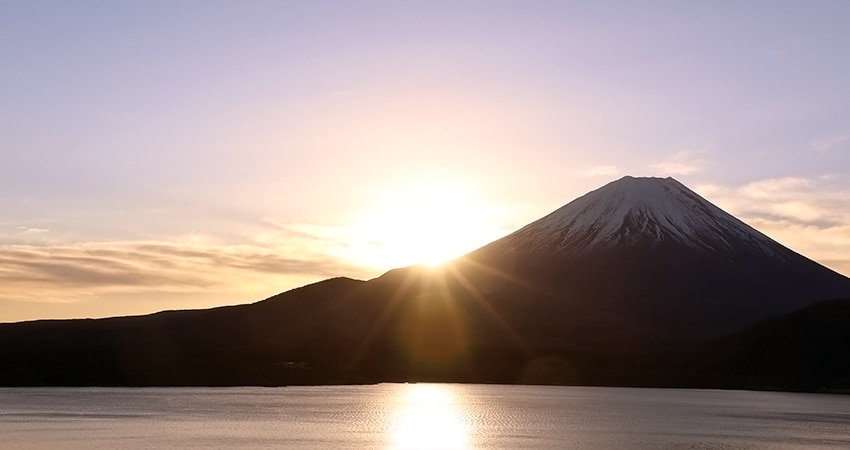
[{"xmin": 1, "ymin": 384, "xmax": 848, "ymax": 449}]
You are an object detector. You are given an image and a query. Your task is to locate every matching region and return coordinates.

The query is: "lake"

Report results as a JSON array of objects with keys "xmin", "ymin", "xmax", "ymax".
[{"xmin": 1, "ymin": 384, "xmax": 848, "ymax": 449}]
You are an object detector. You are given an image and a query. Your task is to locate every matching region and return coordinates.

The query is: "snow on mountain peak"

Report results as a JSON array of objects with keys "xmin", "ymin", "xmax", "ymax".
[{"xmin": 489, "ymin": 176, "xmax": 786, "ymax": 258}]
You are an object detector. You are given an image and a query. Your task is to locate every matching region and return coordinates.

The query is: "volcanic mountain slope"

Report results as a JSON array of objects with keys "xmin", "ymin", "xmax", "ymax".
[
  {"xmin": 450, "ymin": 176, "xmax": 850, "ymax": 337},
  {"xmin": 2, "ymin": 175, "xmax": 850, "ymax": 388},
  {"xmin": 481, "ymin": 175, "xmax": 788, "ymax": 256}
]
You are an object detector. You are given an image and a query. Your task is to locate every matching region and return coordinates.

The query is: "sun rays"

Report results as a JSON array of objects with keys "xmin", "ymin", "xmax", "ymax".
[{"xmin": 341, "ymin": 258, "xmax": 534, "ymax": 383}]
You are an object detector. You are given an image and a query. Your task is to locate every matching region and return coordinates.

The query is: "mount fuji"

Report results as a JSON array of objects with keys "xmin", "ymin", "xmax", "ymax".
[
  {"xmin": 2, "ymin": 175, "xmax": 850, "ymax": 389},
  {"xmin": 439, "ymin": 176, "xmax": 850, "ymax": 338},
  {"xmin": 482, "ymin": 175, "xmax": 787, "ymax": 257}
]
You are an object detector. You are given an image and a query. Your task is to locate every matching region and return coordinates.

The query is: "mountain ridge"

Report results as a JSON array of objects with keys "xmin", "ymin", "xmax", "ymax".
[
  {"xmin": 2, "ymin": 175, "xmax": 850, "ymax": 389},
  {"xmin": 478, "ymin": 176, "xmax": 797, "ymax": 259}
]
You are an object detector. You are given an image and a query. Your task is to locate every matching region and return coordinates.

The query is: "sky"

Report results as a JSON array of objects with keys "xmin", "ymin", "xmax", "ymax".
[{"xmin": 2, "ymin": 1, "xmax": 850, "ymax": 322}]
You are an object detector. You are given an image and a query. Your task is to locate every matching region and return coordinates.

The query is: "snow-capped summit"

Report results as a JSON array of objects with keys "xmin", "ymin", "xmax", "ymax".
[
  {"xmin": 455, "ymin": 175, "xmax": 850, "ymax": 337},
  {"xmin": 485, "ymin": 176, "xmax": 785, "ymax": 259}
]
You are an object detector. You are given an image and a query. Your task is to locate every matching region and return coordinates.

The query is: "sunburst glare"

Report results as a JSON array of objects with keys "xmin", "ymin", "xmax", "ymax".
[{"xmin": 347, "ymin": 177, "xmax": 506, "ymax": 269}]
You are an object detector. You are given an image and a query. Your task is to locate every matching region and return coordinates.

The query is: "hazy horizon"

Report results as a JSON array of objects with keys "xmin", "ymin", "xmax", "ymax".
[{"xmin": 2, "ymin": 1, "xmax": 850, "ymax": 322}]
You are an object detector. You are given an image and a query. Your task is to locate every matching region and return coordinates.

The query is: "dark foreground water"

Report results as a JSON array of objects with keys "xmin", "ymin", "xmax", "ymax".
[{"xmin": 1, "ymin": 384, "xmax": 848, "ymax": 449}]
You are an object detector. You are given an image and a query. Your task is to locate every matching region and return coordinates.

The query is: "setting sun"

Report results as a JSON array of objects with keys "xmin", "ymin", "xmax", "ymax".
[{"xmin": 346, "ymin": 177, "xmax": 507, "ymax": 269}]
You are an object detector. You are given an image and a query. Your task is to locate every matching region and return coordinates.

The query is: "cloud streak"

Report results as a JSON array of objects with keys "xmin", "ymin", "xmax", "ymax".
[
  {"xmin": 651, "ymin": 150, "xmax": 706, "ymax": 176},
  {"xmin": 694, "ymin": 175, "xmax": 850, "ymax": 277},
  {"xmin": 811, "ymin": 134, "xmax": 849, "ymax": 152},
  {"xmin": 579, "ymin": 165, "xmax": 621, "ymax": 177},
  {"xmin": 0, "ymin": 237, "xmax": 370, "ymax": 307}
]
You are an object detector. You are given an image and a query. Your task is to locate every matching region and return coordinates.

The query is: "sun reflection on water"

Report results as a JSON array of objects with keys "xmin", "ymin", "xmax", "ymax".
[{"xmin": 388, "ymin": 384, "xmax": 471, "ymax": 450}]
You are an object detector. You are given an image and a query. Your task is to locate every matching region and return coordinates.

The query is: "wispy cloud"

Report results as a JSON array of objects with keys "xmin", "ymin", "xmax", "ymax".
[
  {"xmin": 0, "ymin": 233, "xmax": 370, "ymax": 307},
  {"xmin": 811, "ymin": 134, "xmax": 849, "ymax": 152},
  {"xmin": 738, "ymin": 177, "xmax": 814, "ymax": 198},
  {"xmin": 16, "ymin": 226, "xmax": 49, "ymax": 235},
  {"xmin": 694, "ymin": 175, "xmax": 850, "ymax": 277},
  {"xmin": 651, "ymin": 149, "xmax": 706, "ymax": 176},
  {"xmin": 652, "ymin": 162, "xmax": 701, "ymax": 176},
  {"xmin": 1, "ymin": 224, "xmax": 50, "ymax": 239},
  {"xmin": 702, "ymin": 176, "xmax": 845, "ymax": 226},
  {"xmin": 579, "ymin": 165, "xmax": 621, "ymax": 177}
]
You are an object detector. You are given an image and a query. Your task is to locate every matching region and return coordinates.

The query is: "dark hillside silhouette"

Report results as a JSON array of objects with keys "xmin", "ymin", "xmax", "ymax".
[{"xmin": 2, "ymin": 176, "xmax": 850, "ymax": 390}]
